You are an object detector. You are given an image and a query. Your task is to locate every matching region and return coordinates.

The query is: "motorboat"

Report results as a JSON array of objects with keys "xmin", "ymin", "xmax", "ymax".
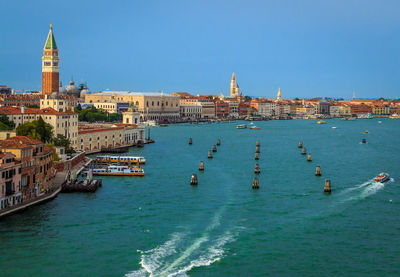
[
  {"xmin": 250, "ymin": 126, "xmax": 261, "ymax": 130},
  {"xmin": 358, "ymin": 113, "xmax": 373, "ymax": 119},
  {"xmin": 374, "ymin": 173, "xmax": 389, "ymax": 183},
  {"xmin": 332, "ymin": 126, "xmax": 337, "ymax": 129},
  {"xmin": 236, "ymin": 124, "xmax": 247, "ymax": 129},
  {"xmin": 317, "ymin": 120, "xmax": 327, "ymax": 124}
]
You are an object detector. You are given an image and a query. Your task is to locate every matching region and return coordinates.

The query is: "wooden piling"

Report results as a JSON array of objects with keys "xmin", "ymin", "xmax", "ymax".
[
  {"xmin": 307, "ymin": 154, "xmax": 312, "ymax": 161},
  {"xmin": 255, "ymin": 153, "xmax": 259, "ymax": 160},
  {"xmin": 189, "ymin": 138, "xmax": 192, "ymax": 145},
  {"xmin": 301, "ymin": 147, "xmax": 306, "ymax": 155},
  {"xmin": 208, "ymin": 150, "xmax": 213, "ymax": 159},
  {"xmin": 324, "ymin": 179, "xmax": 331, "ymax": 194},
  {"xmin": 298, "ymin": 141, "xmax": 303, "ymax": 148},
  {"xmin": 315, "ymin": 166, "xmax": 322, "ymax": 176},
  {"xmin": 256, "ymin": 140, "xmax": 260, "ymax": 147},
  {"xmin": 254, "ymin": 163, "xmax": 260, "ymax": 174},
  {"xmin": 217, "ymin": 139, "xmax": 221, "ymax": 146},
  {"xmin": 256, "ymin": 146, "xmax": 260, "ymax": 153},
  {"xmin": 199, "ymin": 161, "xmax": 204, "ymax": 171},
  {"xmin": 212, "ymin": 145, "xmax": 217, "ymax": 152},
  {"xmin": 252, "ymin": 177, "xmax": 259, "ymax": 189},
  {"xmin": 190, "ymin": 174, "xmax": 198, "ymax": 185}
]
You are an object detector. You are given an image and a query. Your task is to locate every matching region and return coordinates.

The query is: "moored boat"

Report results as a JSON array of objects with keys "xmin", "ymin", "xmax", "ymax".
[
  {"xmin": 159, "ymin": 124, "xmax": 168, "ymax": 127},
  {"xmin": 317, "ymin": 120, "xmax": 327, "ymax": 124},
  {"xmin": 250, "ymin": 126, "xmax": 261, "ymax": 130},
  {"xmin": 374, "ymin": 173, "xmax": 389, "ymax": 183},
  {"xmin": 92, "ymin": 166, "xmax": 144, "ymax": 176},
  {"xmin": 95, "ymin": 155, "xmax": 146, "ymax": 164},
  {"xmin": 236, "ymin": 124, "xmax": 247, "ymax": 129},
  {"xmin": 358, "ymin": 113, "xmax": 373, "ymax": 119}
]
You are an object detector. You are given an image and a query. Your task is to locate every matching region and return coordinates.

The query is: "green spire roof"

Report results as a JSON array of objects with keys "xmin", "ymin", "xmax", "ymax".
[{"xmin": 44, "ymin": 24, "xmax": 57, "ymax": 50}]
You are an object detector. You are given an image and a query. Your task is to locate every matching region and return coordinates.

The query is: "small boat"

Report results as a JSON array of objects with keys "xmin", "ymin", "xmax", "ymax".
[
  {"xmin": 96, "ymin": 156, "xmax": 146, "ymax": 164},
  {"xmin": 159, "ymin": 124, "xmax": 168, "ymax": 127},
  {"xmin": 250, "ymin": 126, "xmax": 261, "ymax": 130},
  {"xmin": 236, "ymin": 124, "xmax": 247, "ymax": 129},
  {"xmin": 92, "ymin": 166, "xmax": 144, "ymax": 176},
  {"xmin": 358, "ymin": 113, "xmax": 373, "ymax": 119},
  {"xmin": 332, "ymin": 126, "xmax": 337, "ymax": 129},
  {"xmin": 364, "ymin": 130, "xmax": 369, "ymax": 134},
  {"xmin": 317, "ymin": 121, "xmax": 327, "ymax": 124},
  {"xmin": 374, "ymin": 173, "xmax": 389, "ymax": 183},
  {"xmin": 390, "ymin": 113, "xmax": 400, "ymax": 119}
]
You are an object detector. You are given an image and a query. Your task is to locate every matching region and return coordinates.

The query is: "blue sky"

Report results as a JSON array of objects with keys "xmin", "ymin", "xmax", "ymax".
[{"xmin": 0, "ymin": 0, "xmax": 399, "ymax": 98}]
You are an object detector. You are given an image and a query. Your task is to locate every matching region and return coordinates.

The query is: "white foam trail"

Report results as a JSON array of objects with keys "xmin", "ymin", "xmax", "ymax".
[
  {"xmin": 126, "ymin": 233, "xmax": 183, "ymax": 277},
  {"xmin": 339, "ymin": 179, "xmax": 374, "ymax": 195},
  {"xmin": 168, "ymin": 232, "xmax": 235, "ymax": 277},
  {"xmin": 126, "ymin": 209, "xmax": 230, "ymax": 277}
]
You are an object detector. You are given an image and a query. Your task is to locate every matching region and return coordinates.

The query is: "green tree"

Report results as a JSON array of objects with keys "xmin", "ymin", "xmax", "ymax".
[
  {"xmin": 53, "ymin": 134, "xmax": 74, "ymax": 154},
  {"xmin": 16, "ymin": 117, "xmax": 53, "ymax": 142},
  {"xmin": 294, "ymin": 97, "xmax": 300, "ymax": 101},
  {"xmin": 244, "ymin": 96, "xmax": 252, "ymax": 102},
  {"xmin": 0, "ymin": 114, "xmax": 15, "ymax": 130}
]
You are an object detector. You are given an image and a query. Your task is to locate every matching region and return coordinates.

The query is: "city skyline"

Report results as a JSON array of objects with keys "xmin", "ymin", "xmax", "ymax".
[{"xmin": 1, "ymin": 0, "xmax": 399, "ymax": 99}]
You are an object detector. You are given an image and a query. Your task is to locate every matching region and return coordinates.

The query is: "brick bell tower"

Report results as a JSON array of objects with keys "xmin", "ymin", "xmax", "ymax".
[{"xmin": 42, "ymin": 24, "xmax": 59, "ymax": 95}]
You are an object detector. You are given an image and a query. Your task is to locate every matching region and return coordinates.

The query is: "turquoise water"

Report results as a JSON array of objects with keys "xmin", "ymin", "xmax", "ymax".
[{"xmin": 1, "ymin": 119, "xmax": 400, "ymax": 276}]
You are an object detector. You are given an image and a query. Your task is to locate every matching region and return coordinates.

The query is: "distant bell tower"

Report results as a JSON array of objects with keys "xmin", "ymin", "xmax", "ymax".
[
  {"xmin": 353, "ymin": 90, "xmax": 356, "ymax": 100},
  {"xmin": 230, "ymin": 72, "xmax": 237, "ymax": 97},
  {"xmin": 277, "ymin": 88, "xmax": 282, "ymax": 101},
  {"xmin": 42, "ymin": 24, "xmax": 59, "ymax": 95}
]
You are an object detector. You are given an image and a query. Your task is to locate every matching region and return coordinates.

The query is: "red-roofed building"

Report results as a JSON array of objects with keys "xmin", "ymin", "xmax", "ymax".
[
  {"xmin": 0, "ymin": 151, "xmax": 22, "ymax": 210},
  {"xmin": 0, "ymin": 136, "xmax": 55, "ymax": 202},
  {"xmin": 0, "ymin": 106, "xmax": 78, "ymax": 148}
]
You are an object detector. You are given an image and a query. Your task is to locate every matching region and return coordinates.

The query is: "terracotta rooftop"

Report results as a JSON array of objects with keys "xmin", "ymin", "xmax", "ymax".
[{"xmin": 0, "ymin": 106, "xmax": 75, "ymax": 115}]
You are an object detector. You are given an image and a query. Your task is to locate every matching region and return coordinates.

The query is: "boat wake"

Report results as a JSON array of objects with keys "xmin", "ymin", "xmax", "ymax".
[
  {"xmin": 340, "ymin": 178, "xmax": 394, "ymax": 202},
  {"xmin": 125, "ymin": 210, "xmax": 237, "ymax": 277}
]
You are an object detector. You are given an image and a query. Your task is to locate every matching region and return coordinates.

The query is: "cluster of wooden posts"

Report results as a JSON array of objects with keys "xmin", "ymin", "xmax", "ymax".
[
  {"xmin": 189, "ymin": 138, "xmax": 221, "ymax": 186},
  {"xmin": 298, "ymin": 141, "xmax": 331, "ymax": 194}
]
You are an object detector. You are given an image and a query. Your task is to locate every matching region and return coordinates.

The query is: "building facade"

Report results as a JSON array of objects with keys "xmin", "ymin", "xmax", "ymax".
[
  {"xmin": 85, "ymin": 91, "xmax": 180, "ymax": 121},
  {"xmin": 0, "ymin": 152, "xmax": 22, "ymax": 210}
]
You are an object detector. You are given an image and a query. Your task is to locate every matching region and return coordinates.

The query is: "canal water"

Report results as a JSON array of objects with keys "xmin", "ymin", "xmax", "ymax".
[{"xmin": 1, "ymin": 119, "xmax": 399, "ymax": 276}]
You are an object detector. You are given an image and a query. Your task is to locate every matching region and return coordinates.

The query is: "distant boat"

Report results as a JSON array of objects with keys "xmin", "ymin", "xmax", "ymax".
[
  {"xmin": 159, "ymin": 124, "xmax": 168, "ymax": 127},
  {"xmin": 390, "ymin": 113, "xmax": 400, "ymax": 119},
  {"xmin": 236, "ymin": 124, "xmax": 247, "ymax": 129},
  {"xmin": 374, "ymin": 173, "xmax": 389, "ymax": 183},
  {"xmin": 378, "ymin": 121, "xmax": 382, "ymax": 123},
  {"xmin": 358, "ymin": 113, "xmax": 373, "ymax": 119},
  {"xmin": 317, "ymin": 120, "xmax": 327, "ymax": 124},
  {"xmin": 250, "ymin": 126, "xmax": 261, "ymax": 130},
  {"xmin": 332, "ymin": 126, "xmax": 337, "ymax": 129},
  {"xmin": 364, "ymin": 130, "xmax": 369, "ymax": 134}
]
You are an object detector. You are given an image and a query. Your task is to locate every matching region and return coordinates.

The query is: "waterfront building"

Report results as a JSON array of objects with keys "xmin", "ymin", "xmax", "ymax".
[
  {"xmin": 338, "ymin": 105, "xmax": 351, "ymax": 116},
  {"xmin": 239, "ymin": 102, "xmax": 250, "ymax": 116},
  {"xmin": 94, "ymin": 102, "xmax": 130, "ymax": 114},
  {"xmin": 77, "ymin": 123, "xmax": 145, "ymax": 153},
  {"xmin": 372, "ymin": 105, "xmax": 391, "ymax": 116},
  {"xmin": 42, "ymin": 25, "xmax": 59, "ymax": 95},
  {"xmin": 349, "ymin": 104, "xmax": 372, "ymax": 115},
  {"xmin": 85, "ymin": 91, "xmax": 180, "ymax": 121},
  {"xmin": 329, "ymin": 106, "xmax": 340, "ymax": 117},
  {"xmin": 180, "ymin": 102, "xmax": 202, "ymax": 119},
  {"xmin": 253, "ymin": 100, "xmax": 277, "ymax": 117},
  {"xmin": 215, "ymin": 100, "xmax": 229, "ymax": 118},
  {"xmin": 0, "ymin": 106, "xmax": 78, "ymax": 147},
  {"xmin": 224, "ymin": 98, "xmax": 239, "ymax": 118},
  {"xmin": 296, "ymin": 105, "xmax": 315, "ymax": 117},
  {"xmin": 0, "ymin": 152, "xmax": 22, "ymax": 210},
  {"xmin": 0, "ymin": 136, "xmax": 54, "ymax": 202},
  {"xmin": 315, "ymin": 100, "xmax": 330, "ymax": 115},
  {"xmin": 230, "ymin": 73, "xmax": 240, "ymax": 97},
  {"xmin": 200, "ymin": 101, "xmax": 216, "ymax": 119}
]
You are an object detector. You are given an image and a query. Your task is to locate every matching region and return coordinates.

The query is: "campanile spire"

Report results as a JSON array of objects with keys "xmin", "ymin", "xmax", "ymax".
[{"xmin": 42, "ymin": 24, "xmax": 59, "ymax": 95}]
